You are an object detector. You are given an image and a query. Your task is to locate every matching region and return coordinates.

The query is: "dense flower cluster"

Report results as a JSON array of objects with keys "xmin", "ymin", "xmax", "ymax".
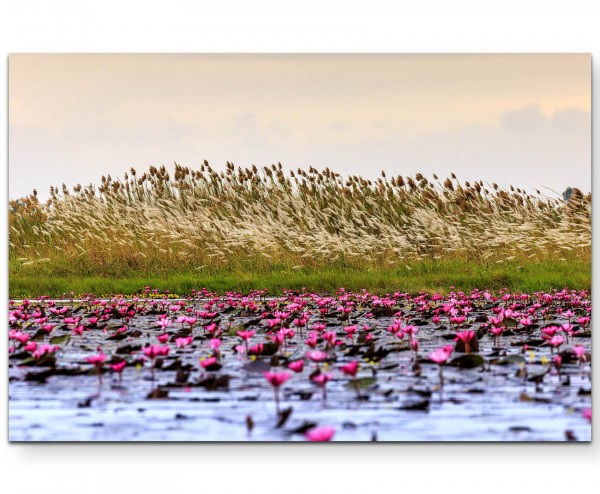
[{"xmin": 8, "ymin": 287, "xmax": 592, "ymax": 441}]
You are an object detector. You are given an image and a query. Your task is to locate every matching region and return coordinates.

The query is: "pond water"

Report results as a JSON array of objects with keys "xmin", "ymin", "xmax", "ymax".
[{"xmin": 8, "ymin": 290, "xmax": 592, "ymax": 441}]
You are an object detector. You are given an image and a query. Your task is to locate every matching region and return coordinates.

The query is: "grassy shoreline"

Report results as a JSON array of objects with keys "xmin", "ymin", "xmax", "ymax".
[
  {"xmin": 10, "ymin": 165, "xmax": 591, "ymax": 292},
  {"xmin": 9, "ymin": 259, "xmax": 591, "ymax": 298}
]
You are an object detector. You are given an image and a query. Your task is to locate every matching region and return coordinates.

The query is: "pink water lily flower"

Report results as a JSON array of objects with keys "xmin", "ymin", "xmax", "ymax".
[
  {"xmin": 429, "ymin": 347, "xmax": 452, "ymax": 365},
  {"xmin": 541, "ymin": 325, "xmax": 560, "ymax": 339},
  {"xmin": 311, "ymin": 373, "xmax": 332, "ymax": 385},
  {"xmin": 266, "ymin": 318, "xmax": 282, "ymax": 328},
  {"xmin": 344, "ymin": 325, "xmax": 358, "ymax": 343},
  {"xmin": 237, "ymin": 329, "xmax": 256, "ymax": 353},
  {"xmin": 340, "ymin": 360, "xmax": 359, "ymax": 377},
  {"xmin": 341, "ymin": 360, "xmax": 361, "ymax": 398},
  {"xmin": 322, "ymin": 331, "xmax": 337, "ymax": 348},
  {"xmin": 489, "ymin": 326, "xmax": 504, "ymax": 348},
  {"xmin": 305, "ymin": 331, "xmax": 318, "ymax": 348},
  {"xmin": 249, "ymin": 343, "xmax": 264, "ymax": 355},
  {"xmin": 111, "ymin": 361, "xmax": 126, "ymax": 373},
  {"xmin": 306, "ymin": 350, "xmax": 328, "ymax": 363},
  {"xmin": 489, "ymin": 316, "xmax": 503, "ymax": 326},
  {"xmin": 311, "ymin": 372, "xmax": 332, "ymax": 401},
  {"xmin": 281, "ymin": 328, "xmax": 295, "ymax": 340},
  {"xmin": 209, "ymin": 338, "xmax": 222, "ymax": 357},
  {"xmin": 24, "ymin": 342, "xmax": 37, "ymax": 353},
  {"xmin": 403, "ymin": 325, "xmax": 418, "ymax": 337},
  {"xmin": 264, "ymin": 371, "xmax": 291, "ymax": 388},
  {"xmin": 175, "ymin": 336, "xmax": 193, "ymax": 349},
  {"xmin": 16, "ymin": 332, "xmax": 31, "ymax": 344},
  {"xmin": 33, "ymin": 343, "xmax": 59, "ymax": 359},
  {"xmin": 40, "ymin": 324, "xmax": 54, "ymax": 334},
  {"xmin": 548, "ymin": 335, "xmax": 564, "ymax": 351},
  {"xmin": 519, "ymin": 318, "xmax": 533, "ymax": 328},
  {"xmin": 205, "ymin": 323, "xmax": 218, "ymax": 334},
  {"xmin": 264, "ymin": 371, "xmax": 291, "ymax": 418},
  {"xmin": 271, "ymin": 331, "xmax": 284, "ymax": 346},
  {"xmin": 305, "ymin": 426, "xmax": 335, "ymax": 442},
  {"xmin": 156, "ymin": 319, "xmax": 171, "ymax": 330},
  {"xmin": 86, "ymin": 353, "xmax": 107, "ymax": 365},
  {"xmin": 111, "ymin": 361, "xmax": 126, "ymax": 384},
  {"xmin": 455, "ymin": 330, "xmax": 476, "ymax": 353},
  {"xmin": 200, "ymin": 356, "xmax": 219, "ymax": 369},
  {"xmin": 143, "ymin": 344, "xmax": 170, "ymax": 359},
  {"xmin": 288, "ymin": 360, "xmax": 304, "ymax": 373},
  {"xmin": 450, "ymin": 315, "xmax": 466, "ymax": 325},
  {"xmin": 237, "ymin": 329, "xmax": 256, "ymax": 341},
  {"xmin": 428, "ymin": 345, "xmax": 453, "ymax": 389},
  {"xmin": 561, "ymin": 323, "xmax": 575, "ymax": 343},
  {"xmin": 572, "ymin": 345, "xmax": 587, "ymax": 363},
  {"xmin": 312, "ymin": 322, "xmax": 326, "ymax": 332},
  {"xmin": 143, "ymin": 344, "xmax": 170, "ymax": 382},
  {"xmin": 553, "ymin": 355, "xmax": 562, "ymax": 372},
  {"xmin": 86, "ymin": 351, "xmax": 107, "ymax": 385},
  {"xmin": 455, "ymin": 330, "xmax": 475, "ymax": 343}
]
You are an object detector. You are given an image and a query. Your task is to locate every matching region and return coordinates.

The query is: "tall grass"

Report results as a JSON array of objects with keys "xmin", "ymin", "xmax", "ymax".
[{"xmin": 9, "ymin": 162, "xmax": 591, "ymax": 279}]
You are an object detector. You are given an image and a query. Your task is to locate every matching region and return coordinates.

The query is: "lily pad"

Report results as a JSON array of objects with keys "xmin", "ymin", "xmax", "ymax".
[
  {"xmin": 345, "ymin": 377, "xmax": 377, "ymax": 389},
  {"xmin": 115, "ymin": 344, "xmax": 141, "ymax": 354},
  {"xmin": 499, "ymin": 355, "xmax": 526, "ymax": 366},
  {"xmin": 25, "ymin": 368, "xmax": 56, "ymax": 382},
  {"xmin": 195, "ymin": 374, "xmax": 230, "ymax": 390},
  {"xmin": 19, "ymin": 353, "xmax": 57, "ymax": 367},
  {"xmin": 289, "ymin": 421, "xmax": 317, "ymax": 434},
  {"xmin": 50, "ymin": 334, "xmax": 70, "ymax": 344},
  {"xmin": 107, "ymin": 331, "xmax": 130, "ymax": 341},
  {"xmin": 276, "ymin": 407, "xmax": 293, "ymax": 428},
  {"xmin": 242, "ymin": 359, "xmax": 270, "ymax": 373},
  {"xmin": 147, "ymin": 388, "xmax": 169, "ymax": 399},
  {"xmin": 398, "ymin": 399, "xmax": 430, "ymax": 411}
]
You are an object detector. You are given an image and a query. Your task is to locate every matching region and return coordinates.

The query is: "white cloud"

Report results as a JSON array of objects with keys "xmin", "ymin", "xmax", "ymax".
[{"xmin": 10, "ymin": 102, "xmax": 590, "ymax": 200}]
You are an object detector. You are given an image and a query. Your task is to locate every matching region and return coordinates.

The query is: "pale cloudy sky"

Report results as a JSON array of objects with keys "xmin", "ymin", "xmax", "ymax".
[{"xmin": 9, "ymin": 54, "xmax": 591, "ymax": 200}]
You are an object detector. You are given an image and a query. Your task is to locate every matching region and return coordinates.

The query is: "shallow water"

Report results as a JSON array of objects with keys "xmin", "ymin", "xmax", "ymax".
[{"xmin": 8, "ymin": 293, "xmax": 592, "ymax": 441}]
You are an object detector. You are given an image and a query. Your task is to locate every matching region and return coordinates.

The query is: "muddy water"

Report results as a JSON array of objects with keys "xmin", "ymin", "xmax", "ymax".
[{"xmin": 8, "ymin": 298, "xmax": 592, "ymax": 441}]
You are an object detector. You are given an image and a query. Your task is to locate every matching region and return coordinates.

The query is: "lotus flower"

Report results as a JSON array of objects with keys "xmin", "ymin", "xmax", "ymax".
[
  {"xmin": 86, "ymin": 351, "xmax": 107, "ymax": 385},
  {"xmin": 305, "ymin": 426, "xmax": 335, "ymax": 442},
  {"xmin": 288, "ymin": 360, "xmax": 304, "ymax": 373},
  {"xmin": 307, "ymin": 350, "xmax": 328, "ymax": 364},
  {"xmin": 264, "ymin": 371, "xmax": 291, "ymax": 417},
  {"xmin": 428, "ymin": 345, "xmax": 453, "ymax": 389},
  {"xmin": 455, "ymin": 330, "xmax": 476, "ymax": 353},
  {"xmin": 311, "ymin": 372, "xmax": 332, "ymax": 401}
]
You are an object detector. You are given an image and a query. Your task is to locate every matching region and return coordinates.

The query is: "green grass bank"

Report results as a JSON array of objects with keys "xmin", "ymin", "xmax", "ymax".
[{"xmin": 9, "ymin": 258, "xmax": 591, "ymax": 298}]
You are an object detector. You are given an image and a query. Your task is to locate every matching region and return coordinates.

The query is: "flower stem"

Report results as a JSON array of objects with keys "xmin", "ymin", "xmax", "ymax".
[
  {"xmin": 274, "ymin": 387, "xmax": 280, "ymax": 418},
  {"xmin": 353, "ymin": 378, "xmax": 360, "ymax": 399}
]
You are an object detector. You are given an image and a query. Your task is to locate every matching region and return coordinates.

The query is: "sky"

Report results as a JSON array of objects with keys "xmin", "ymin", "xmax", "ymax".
[{"xmin": 9, "ymin": 53, "xmax": 591, "ymax": 200}]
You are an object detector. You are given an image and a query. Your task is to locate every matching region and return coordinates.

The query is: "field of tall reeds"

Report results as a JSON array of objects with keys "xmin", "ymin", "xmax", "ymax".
[{"xmin": 9, "ymin": 162, "xmax": 591, "ymax": 295}]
